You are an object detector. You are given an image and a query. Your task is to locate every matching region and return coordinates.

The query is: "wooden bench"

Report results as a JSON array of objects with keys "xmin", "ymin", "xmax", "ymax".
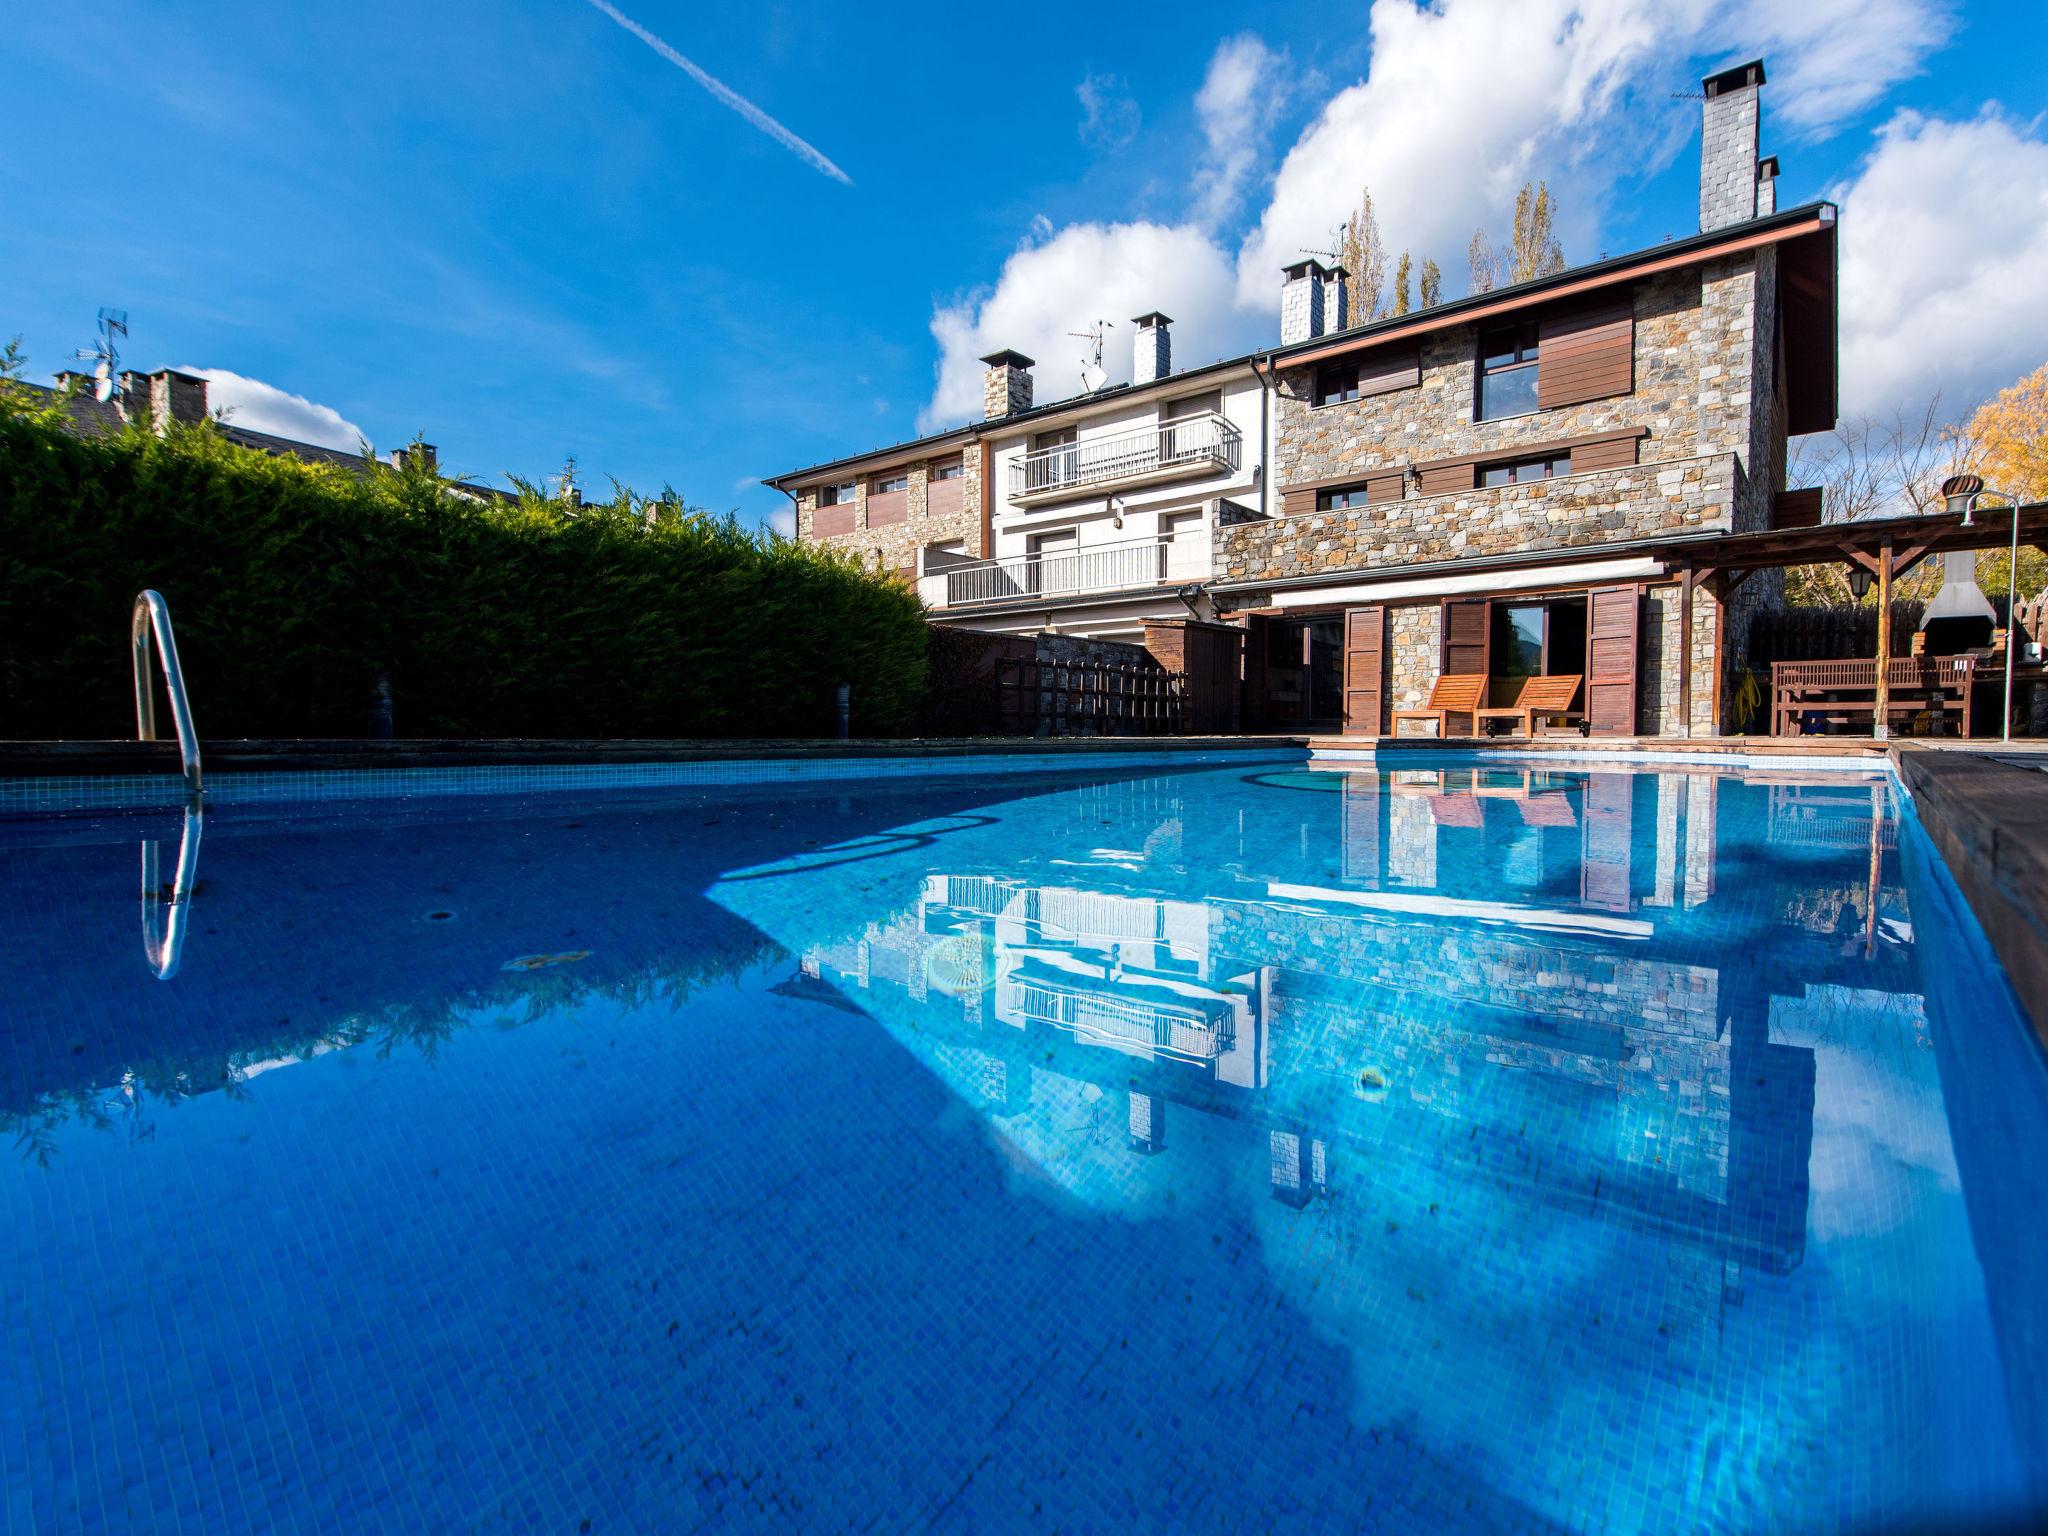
[
  {"xmin": 1770, "ymin": 658, "xmax": 1975, "ymax": 737},
  {"xmin": 1391, "ymin": 673, "xmax": 1486, "ymax": 737},
  {"xmin": 1475, "ymin": 674, "xmax": 1585, "ymax": 737}
]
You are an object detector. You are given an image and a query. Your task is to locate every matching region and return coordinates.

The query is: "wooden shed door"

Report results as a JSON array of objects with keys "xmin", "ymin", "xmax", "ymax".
[
  {"xmin": 1440, "ymin": 598, "xmax": 1490, "ymax": 678},
  {"xmin": 1586, "ymin": 584, "xmax": 1640, "ymax": 736},
  {"xmin": 1342, "ymin": 605, "xmax": 1386, "ymax": 735}
]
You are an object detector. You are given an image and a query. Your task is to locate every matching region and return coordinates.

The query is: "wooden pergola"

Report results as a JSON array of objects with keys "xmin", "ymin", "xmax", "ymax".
[{"xmin": 1649, "ymin": 501, "xmax": 2048, "ymax": 735}]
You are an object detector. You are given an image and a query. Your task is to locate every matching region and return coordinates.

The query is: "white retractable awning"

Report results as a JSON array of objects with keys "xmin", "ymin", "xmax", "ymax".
[{"xmin": 1268, "ymin": 554, "xmax": 1666, "ymax": 608}]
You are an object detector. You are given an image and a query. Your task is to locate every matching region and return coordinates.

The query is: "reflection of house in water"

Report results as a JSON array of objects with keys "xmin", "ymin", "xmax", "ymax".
[{"xmin": 799, "ymin": 765, "xmax": 1911, "ymax": 1278}]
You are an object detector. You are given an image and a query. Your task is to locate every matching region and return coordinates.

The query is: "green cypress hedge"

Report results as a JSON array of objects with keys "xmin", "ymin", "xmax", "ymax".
[{"xmin": 0, "ymin": 402, "xmax": 927, "ymax": 740}]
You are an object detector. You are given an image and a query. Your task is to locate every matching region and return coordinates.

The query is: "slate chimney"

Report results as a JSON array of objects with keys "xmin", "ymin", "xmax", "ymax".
[
  {"xmin": 119, "ymin": 369, "xmax": 209, "ymax": 433},
  {"xmin": 1132, "ymin": 312, "xmax": 1172, "ymax": 385},
  {"xmin": 981, "ymin": 350, "xmax": 1035, "ymax": 418},
  {"xmin": 1756, "ymin": 154, "xmax": 1779, "ymax": 216},
  {"xmin": 1280, "ymin": 259, "xmax": 1329, "ymax": 346},
  {"xmin": 1322, "ymin": 264, "xmax": 1350, "ymax": 332},
  {"xmin": 1700, "ymin": 59, "xmax": 1766, "ymax": 231}
]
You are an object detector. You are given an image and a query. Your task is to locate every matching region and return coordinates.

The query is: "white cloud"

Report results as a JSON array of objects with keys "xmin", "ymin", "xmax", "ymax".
[
  {"xmin": 920, "ymin": 221, "xmax": 1260, "ymax": 432},
  {"xmin": 1724, "ymin": 0, "xmax": 1954, "ymax": 137},
  {"xmin": 1833, "ymin": 109, "xmax": 2048, "ymax": 417},
  {"xmin": 1076, "ymin": 73, "xmax": 1141, "ymax": 150},
  {"xmin": 766, "ymin": 504, "xmax": 796, "ymax": 537},
  {"xmin": 1192, "ymin": 35, "xmax": 1290, "ymax": 228},
  {"xmin": 921, "ymin": 0, "xmax": 1954, "ymax": 424},
  {"xmin": 1234, "ymin": 0, "xmax": 1952, "ymax": 312},
  {"xmin": 181, "ymin": 367, "xmax": 365, "ymax": 451}
]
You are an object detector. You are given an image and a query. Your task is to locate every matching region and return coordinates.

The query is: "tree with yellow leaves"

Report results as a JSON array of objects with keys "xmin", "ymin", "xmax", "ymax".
[{"xmin": 1953, "ymin": 361, "xmax": 2048, "ymax": 601}]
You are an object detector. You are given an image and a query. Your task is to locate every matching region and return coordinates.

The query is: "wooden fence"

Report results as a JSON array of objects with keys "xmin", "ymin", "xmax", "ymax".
[{"xmin": 996, "ymin": 657, "xmax": 1186, "ymax": 736}]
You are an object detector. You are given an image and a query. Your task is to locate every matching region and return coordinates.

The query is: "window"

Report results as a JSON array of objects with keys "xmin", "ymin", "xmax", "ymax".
[
  {"xmin": 1315, "ymin": 363, "xmax": 1359, "ymax": 407},
  {"xmin": 1477, "ymin": 321, "xmax": 1540, "ymax": 421},
  {"xmin": 873, "ymin": 473, "xmax": 909, "ymax": 494},
  {"xmin": 931, "ymin": 461, "xmax": 964, "ymax": 481},
  {"xmin": 1479, "ymin": 453, "xmax": 1571, "ymax": 487},
  {"xmin": 820, "ymin": 480, "xmax": 857, "ymax": 506},
  {"xmin": 1029, "ymin": 428, "xmax": 1079, "ymax": 491},
  {"xmin": 1315, "ymin": 484, "xmax": 1375, "ymax": 511}
]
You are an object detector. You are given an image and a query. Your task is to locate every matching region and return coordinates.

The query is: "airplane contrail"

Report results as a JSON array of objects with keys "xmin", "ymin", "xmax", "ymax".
[{"xmin": 584, "ymin": 0, "xmax": 854, "ymax": 186}]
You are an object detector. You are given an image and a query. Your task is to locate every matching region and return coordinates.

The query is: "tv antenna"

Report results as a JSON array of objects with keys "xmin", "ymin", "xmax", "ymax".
[
  {"xmin": 1070, "ymin": 320, "xmax": 1111, "ymax": 393},
  {"xmin": 74, "ymin": 307, "xmax": 128, "ymax": 403},
  {"xmin": 546, "ymin": 454, "xmax": 581, "ymax": 505}
]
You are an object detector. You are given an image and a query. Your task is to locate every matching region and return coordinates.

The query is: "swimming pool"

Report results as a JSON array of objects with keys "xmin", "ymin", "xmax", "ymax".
[{"xmin": 3, "ymin": 756, "xmax": 2043, "ymax": 1533}]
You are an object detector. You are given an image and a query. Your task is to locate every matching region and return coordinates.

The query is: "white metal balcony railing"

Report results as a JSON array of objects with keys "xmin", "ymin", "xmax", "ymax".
[
  {"xmin": 928, "ymin": 533, "xmax": 1207, "ymax": 608},
  {"xmin": 1011, "ymin": 412, "xmax": 1241, "ymax": 499}
]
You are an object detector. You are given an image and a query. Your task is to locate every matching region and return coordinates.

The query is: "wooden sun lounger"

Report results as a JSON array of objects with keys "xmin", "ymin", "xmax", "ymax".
[
  {"xmin": 1391, "ymin": 673, "xmax": 1486, "ymax": 737},
  {"xmin": 1475, "ymin": 674, "xmax": 1586, "ymax": 736}
]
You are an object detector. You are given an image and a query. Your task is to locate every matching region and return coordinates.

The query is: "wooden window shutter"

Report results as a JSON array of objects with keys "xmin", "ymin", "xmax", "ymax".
[
  {"xmin": 1342, "ymin": 605, "xmax": 1386, "ymax": 735},
  {"xmin": 1440, "ymin": 597, "xmax": 1490, "ymax": 678},
  {"xmin": 1357, "ymin": 345, "xmax": 1421, "ymax": 397},
  {"xmin": 1416, "ymin": 462, "xmax": 1474, "ymax": 497},
  {"xmin": 1571, "ymin": 434, "xmax": 1640, "ymax": 472},
  {"xmin": 1579, "ymin": 773, "xmax": 1634, "ymax": 910},
  {"xmin": 1280, "ymin": 485, "xmax": 1316, "ymax": 517},
  {"xmin": 1586, "ymin": 584, "xmax": 1640, "ymax": 735},
  {"xmin": 1538, "ymin": 298, "xmax": 1635, "ymax": 409}
]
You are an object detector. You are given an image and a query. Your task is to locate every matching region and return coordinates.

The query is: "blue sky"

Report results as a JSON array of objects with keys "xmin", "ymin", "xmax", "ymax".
[{"xmin": 5, "ymin": 1, "xmax": 2046, "ymax": 531}]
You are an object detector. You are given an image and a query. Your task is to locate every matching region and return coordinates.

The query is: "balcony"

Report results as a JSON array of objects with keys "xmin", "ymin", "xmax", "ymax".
[
  {"xmin": 1010, "ymin": 412, "xmax": 1241, "ymax": 504},
  {"xmin": 923, "ymin": 532, "xmax": 1209, "ymax": 609}
]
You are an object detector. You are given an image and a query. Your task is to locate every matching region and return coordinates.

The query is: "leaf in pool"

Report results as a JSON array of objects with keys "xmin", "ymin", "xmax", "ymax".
[{"xmin": 502, "ymin": 951, "xmax": 593, "ymax": 972}]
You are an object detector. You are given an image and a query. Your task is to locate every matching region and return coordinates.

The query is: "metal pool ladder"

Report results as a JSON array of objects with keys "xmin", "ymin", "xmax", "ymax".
[{"xmin": 132, "ymin": 589, "xmax": 202, "ymax": 801}]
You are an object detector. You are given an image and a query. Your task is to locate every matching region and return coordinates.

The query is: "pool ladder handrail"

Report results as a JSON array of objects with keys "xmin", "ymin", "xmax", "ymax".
[{"xmin": 132, "ymin": 589, "xmax": 201, "ymax": 800}]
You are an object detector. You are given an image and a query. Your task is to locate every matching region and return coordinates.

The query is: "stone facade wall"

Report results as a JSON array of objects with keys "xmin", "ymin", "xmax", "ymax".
[
  {"xmin": 795, "ymin": 451, "xmax": 985, "ymax": 576},
  {"xmin": 1219, "ymin": 453, "xmax": 1736, "ymax": 584},
  {"xmin": 1387, "ymin": 606, "xmax": 1441, "ymax": 728},
  {"xmin": 1270, "ymin": 270, "xmax": 1716, "ymax": 491}
]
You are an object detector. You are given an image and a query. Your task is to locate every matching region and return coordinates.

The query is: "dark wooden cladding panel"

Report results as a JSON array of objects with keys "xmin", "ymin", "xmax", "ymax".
[
  {"xmin": 925, "ymin": 475, "xmax": 965, "ymax": 518},
  {"xmin": 1774, "ymin": 487, "xmax": 1824, "ymax": 528},
  {"xmin": 1281, "ymin": 486, "xmax": 1316, "ymax": 517},
  {"xmin": 1367, "ymin": 472, "xmax": 1404, "ymax": 503},
  {"xmin": 1358, "ymin": 345, "xmax": 1421, "ymax": 397},
  {"xmin": 1417, "ymin": 462, "xmax": 1474, "ymax": 497},
  {"xmin": 1572, "ymin": 434, "xmax": 1640, "ymax": 472},
  {"xmin": 865, "ymin": 489, "xmax": 908, "ymax": 528},
  {"xmin": 813, "ymin": 503, "xmax": 855, "ymax": 537},
  {"xmin": 1343, "ymin": 604, "xmax": 1386, "ymax": 735},
  {"xmin": 1441, "ymin": 598, "xmax": 1490, "ymax": 678},
  {"xmin": 1586, "ymin": 583, "xmax": 1639, "ymax": 736},
  {"xmin": 1538, "ymin": 299, "xmax": 1634, "ymax": 409}
]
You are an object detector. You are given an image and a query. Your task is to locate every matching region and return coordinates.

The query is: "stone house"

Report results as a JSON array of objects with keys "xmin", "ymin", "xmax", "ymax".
[
  {"xmin": 1220, "ymin": 59, "xmax": 1833, "ymax": 736},
  {"xmin": 768, "ymin": 57, "xmax": 1837, "ymax": 738},
  {"xmin": 765, "ymin": 315, "xmax": 1269, "ymax": 645}
]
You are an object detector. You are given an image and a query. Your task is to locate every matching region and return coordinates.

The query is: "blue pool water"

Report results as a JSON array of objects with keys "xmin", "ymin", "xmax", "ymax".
[{"xmin": 3, "ymin": 756, "xmax": 2045, "ymax": 1534}]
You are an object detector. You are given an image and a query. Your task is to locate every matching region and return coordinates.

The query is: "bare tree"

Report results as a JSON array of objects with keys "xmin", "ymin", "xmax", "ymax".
[
  {"xmin": 1338, "ymin": 187, "xmax": 1387, "ymax": 324},
  {"xmin": 1467, "ymin": 227, "xmax": 1507, "ymax": 294},
  {"xmin": 1783, "ymin": 397, "xmax": 1963, "ymax": 603}
]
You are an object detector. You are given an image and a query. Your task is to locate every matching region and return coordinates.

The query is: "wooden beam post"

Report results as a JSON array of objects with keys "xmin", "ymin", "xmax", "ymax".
[
  {"xmin": 1678, "ymin": 566, "xmax": 1695, "ymax": 739},
  {"xmin": 1873, "ymin": 534, "xmax": 1893, "ymax": 740}
]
